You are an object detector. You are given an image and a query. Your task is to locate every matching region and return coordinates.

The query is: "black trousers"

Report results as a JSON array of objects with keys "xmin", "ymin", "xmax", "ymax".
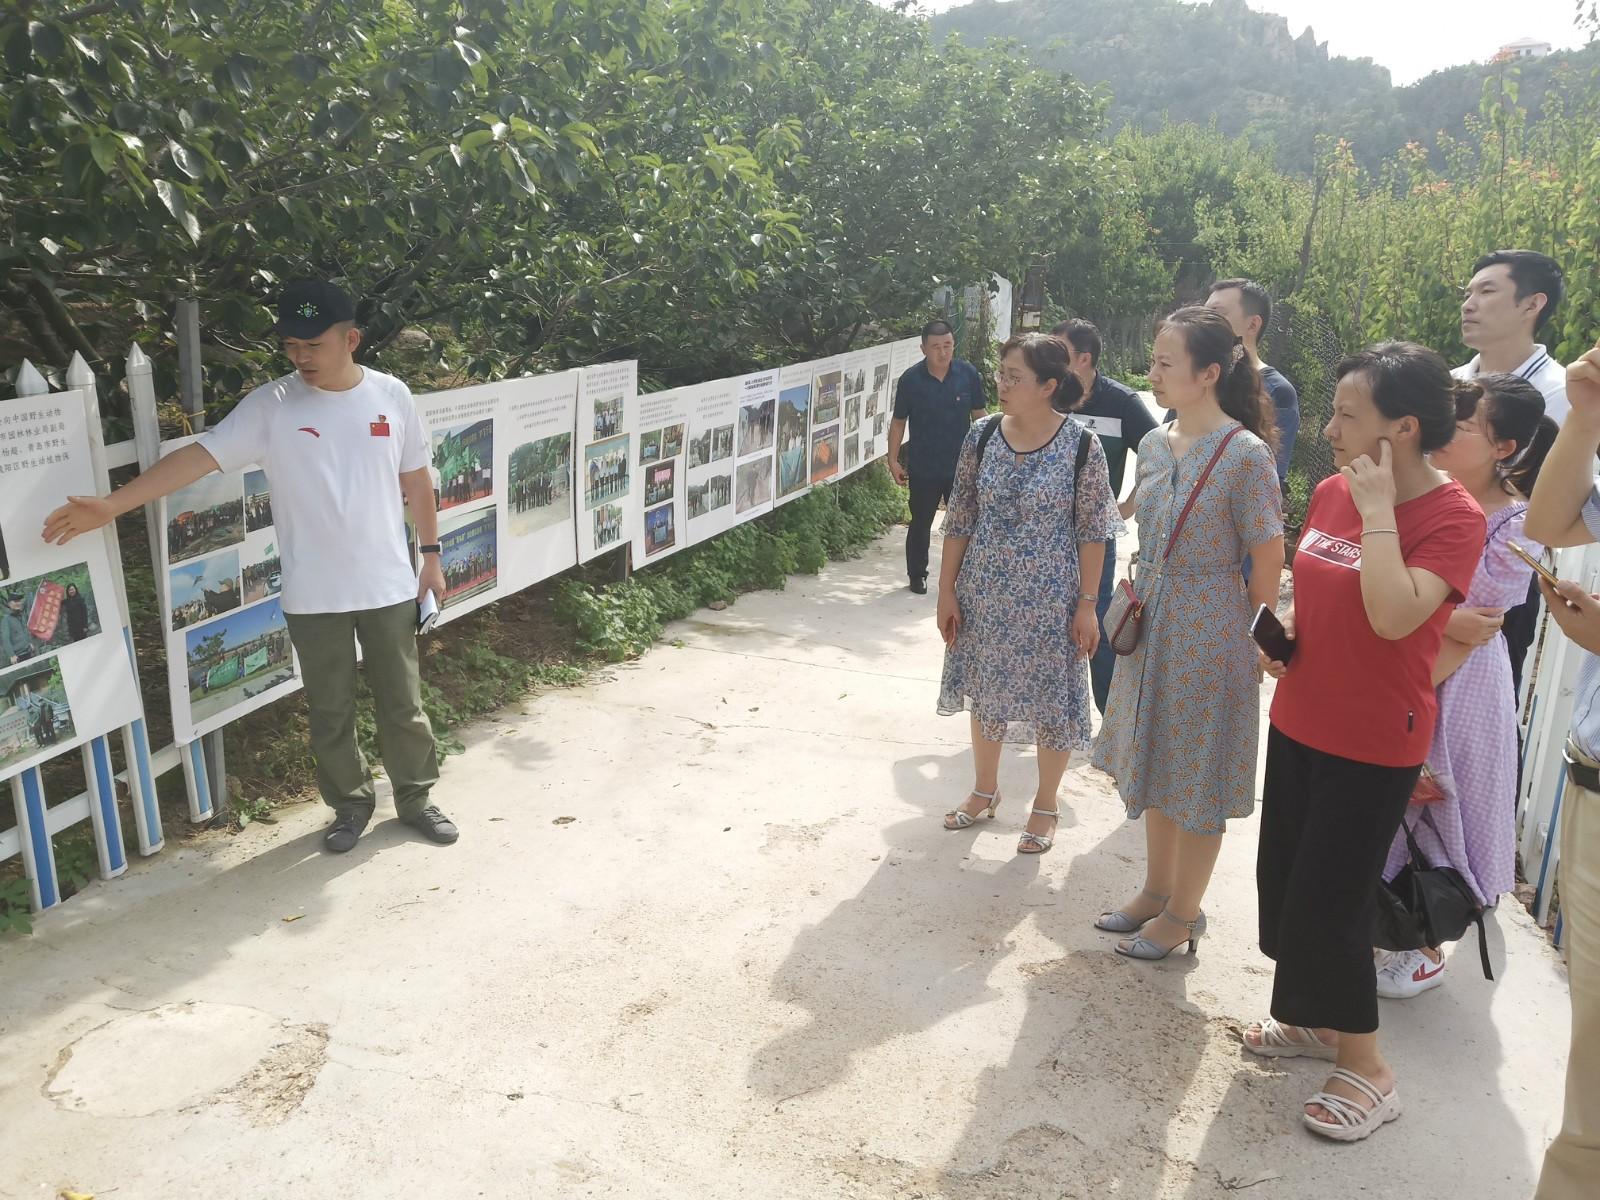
[
  {"xmin": 1504, "ymin": 577, "xmax": 1541, "ymax": 698},
  {"xmin": 1258, "ymin": 726, "xmax": 1419, "ymax": 1034},
  {"xmin": 906, "ymin": 475, "xmax": 954, "ymax": 582}
]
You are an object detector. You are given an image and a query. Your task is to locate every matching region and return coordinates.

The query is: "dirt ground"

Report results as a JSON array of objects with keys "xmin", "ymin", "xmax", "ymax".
[{"xmin": 0, "ymin": 528, "xmax": 1573, "ymax": 1199}]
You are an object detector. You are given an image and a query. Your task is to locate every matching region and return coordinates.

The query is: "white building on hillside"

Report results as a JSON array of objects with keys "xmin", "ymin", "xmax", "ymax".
[{"xmin": 1498, "ymin": 37, "xmax": 1553, "ymax": 61}]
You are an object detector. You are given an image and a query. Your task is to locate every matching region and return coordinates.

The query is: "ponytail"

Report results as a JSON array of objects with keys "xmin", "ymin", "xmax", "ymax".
[{"xmin": 1476, "ymin": 372, "xmax": 1555, "ymax": 497}]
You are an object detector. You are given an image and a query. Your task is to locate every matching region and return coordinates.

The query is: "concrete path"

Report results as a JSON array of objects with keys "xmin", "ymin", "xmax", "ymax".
[{"xmin": 0, "ymin": 530, "xmax": 1572, "ymax": 1199}]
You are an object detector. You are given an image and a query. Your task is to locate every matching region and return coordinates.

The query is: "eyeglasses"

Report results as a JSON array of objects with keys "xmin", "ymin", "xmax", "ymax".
[{"xmin": 993, "ymin": 370, "xmax": 1032, "ymax": 388}]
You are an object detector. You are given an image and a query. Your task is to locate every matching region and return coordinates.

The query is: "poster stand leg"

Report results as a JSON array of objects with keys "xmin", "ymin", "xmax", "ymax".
[
  {"xmin": 81, "ymin": 737, "xmax": 128, "ymax": 880},
  {"xmin": 122, "ymin": 715, "xmax": 162, "ymax": 856},
  {"xmin": 12, "ymin": 768, "xmax": 61, "ymax": 912},
  {"xmin": 181, "ymin": 740, "xmax": 215, "ymax": 823}
]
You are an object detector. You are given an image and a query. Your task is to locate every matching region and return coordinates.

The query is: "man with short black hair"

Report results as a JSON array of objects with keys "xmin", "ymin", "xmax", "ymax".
[
  {"xmin": 1458, "ymin": 249, "xmax": 1570, "ymax": 696},
  {"xmin": 1205, "ymin": 278, "xmax": 1299, "ymax": 488},
  {"xmin": 1054, "ymin": 318, "xmax": 1156, "ymax": 713},
  {"xmin": 43, "ymin": 280, "xmax": 457, "ymax": 854},
  {"xmin": 889, "ymin": 320, "xmax": 987, "ymax": 594},
  {"xmin": 1458, "ymin": 249, "xmax": 1569, "ymax": 422}
]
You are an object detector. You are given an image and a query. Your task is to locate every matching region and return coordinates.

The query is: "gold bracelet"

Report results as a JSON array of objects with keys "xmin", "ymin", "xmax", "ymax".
[{"xmin": 1362, "ymin": 527, "xmax": 1398, "ymax": 537}]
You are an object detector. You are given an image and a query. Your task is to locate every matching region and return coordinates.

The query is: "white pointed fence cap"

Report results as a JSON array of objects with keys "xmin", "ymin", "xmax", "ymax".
[
  {"xmin": 66, "ymin": 351, "xmax": 94, "ymax": 389},
  {"xmin": 14, "ymin": 358, "xmax": 49, "ymax": 395},
  {"xmin": 127, "ymin": 343, "xmax": 151, "ymax": 374}
]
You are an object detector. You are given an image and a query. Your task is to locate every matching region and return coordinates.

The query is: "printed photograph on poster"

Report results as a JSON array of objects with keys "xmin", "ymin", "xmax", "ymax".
[
  {"xmin": 440, "ymin": 507, "xmax": 498, "ymax": 609},
  {"xmin": 169, "ymin": 551, "xmax": 241, "ymax": 630},
  {"xmin": 813, "ymin": 371, "xmax": 842, "ymax": 425},
  {"xmin": 844, "ymin": 368, "xmax": 866, "ymax": 399},
  {"xmin": 738, "ymin": 398, "xmax": 775, "ymax": 457},
  {"xmin": 0, "ymin": 656, "xmax": 76, "ymax": 771},
  {"xmin": 689, "ymin": 424, "xmax": 736, "ymax": 468},
  {"xmin": 661, "ymin": 424, "xmax": 685, "ymax": 459},
  {"xmin": 243, "ymin": 542, "xmax": 282, "ymax": 604},
  {"xmin": 864, "ymin": 437, "xmax": 877, "ymax": 461},
  {"xmin": 433, "ymin": 418, "xmax": 494, "ymax": 511},
  {"xmin": 845, "ymin": 396, "xmax": 861, "ymax": 434},
  {"xmin": 810, "ymin": 426, "xmax": 840, "ymax": 485},
  {"xmin": 508, "ymin": 432, "xmax": 572, "ymax": 537},
  {"xmin": 639, "ymin": 429, "xmax": 662, "ymax": 465},
  {"xmin": 866, "ymin": 391, "xmax": 881, "ymax": 419},
  {"xmin": 2, "ymin": 563, "xmax": 102, "ymax": 660},
  {"xmin": 184, "ymin": 598, "xmax": 295, "ymax": 727},
  {"xmin": 644, "ymin": 504, "xmax": 676, "ymax": 557},
  {"xmin": 688, "ymin": 473, "xmax": 731, "ymax": 519},
  {"xmin": 585, "ymin": 434, "xmax": 629, "ymax": 510},
  {"xmin": 844, "ymin": 435, "xmax": 860, "ymax": 472},
  {"xmin": 166, "ymin": 472, "xmax": 245, "ymax": 564},
  {"xmin": 244, "ymin": 470, "xmax": 273, "ymax": 532},
  {"xmin": 871, "ymin": 361, "xmax": 890, "ymax": 404},
  {"xmin": 776, "ymin": 385, "xmax": 810, "ymax": 498},
  {"xmin": 594, "ymin": 502, "xmax": 624, "ymax": 550},
  {"xmin": 593, "ymin": 393, "xmax": 624, "ymax": 440},
  {"xmin": 644, "ymin": 461, "xmax": 676, "ymax": 507},
  {"xmin": 736, "ymin": 458, "xmax": 774, "ymax": 513},
  {"xmin": 873, "ymin": 412, "xmax": 886, "ymax": 437}
]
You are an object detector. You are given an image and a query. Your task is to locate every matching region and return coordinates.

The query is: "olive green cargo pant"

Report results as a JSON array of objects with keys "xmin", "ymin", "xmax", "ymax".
[{"xmin": 283, "ymin": 599, "xmax": 438, "ymax": 820}]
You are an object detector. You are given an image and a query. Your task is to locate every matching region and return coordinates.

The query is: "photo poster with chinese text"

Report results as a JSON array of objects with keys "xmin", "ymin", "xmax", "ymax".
[
  {"xmin": 774, "ymin": 361, "xmax": 815, "ymax": 507},
  {"xmin": 836, "ymin": 344, "xmax": 891, "ymax": 477},
  {"xmin": 154, "ymin": 435, "xmax": 298, "ymax": 745},
  {"xmin": 807, "ymin": 354, "xmax": 844, "ymax": 490},
  {"xmin": 576, "ymin": 360, "xmax": 640, "ymax": 563},
  {"xmin": 883, "ymin": 336, "xmax": 924, "ymax": 461},
  {"xmin": 682, "ymin": 376, "xmax": 741, "ymax": 545},
  {"xmin": 416, "ymin": 380, "xmax": 504, "ymax": 626},
  {"xmin": 858, "ymin": 342, "xmax": 895, "ymax": 469},
  {"xmin": 632, "ymin": 384, "xmax": 696, "ymax": 565},
  {"xmin": 497, "ymin": 370, "xmax": 580, "ymax": 597},
  {"xmin": 731, "ymin": 368, "xmax": 778, "ymax": 525},
  {"xmin": 0, "ymin": 388, "xmax": 143, "ymax": 782}
]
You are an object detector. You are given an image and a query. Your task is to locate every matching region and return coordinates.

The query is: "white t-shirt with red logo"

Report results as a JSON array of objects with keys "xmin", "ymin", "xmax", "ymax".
[
  {"xmin": 199, "ymin": 368, "xmax": 431, "ymax": 614},
  {"xmin": 1271, "ymin": 475, "xmax": 1484, "ymax": 767}
]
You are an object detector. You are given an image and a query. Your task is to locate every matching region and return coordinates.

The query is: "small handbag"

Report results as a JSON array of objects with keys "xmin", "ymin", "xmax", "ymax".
[
  {"xmin": 1373, "ymin": 808, "xmax": 1493, "ymax": 979},
  {"xmin": 1104, "ymin": 427, "xmax": 1242, "ymax": 656}
]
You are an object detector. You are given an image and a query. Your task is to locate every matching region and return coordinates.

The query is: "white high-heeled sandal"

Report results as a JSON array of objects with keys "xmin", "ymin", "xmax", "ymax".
[
  {"xmin": 1016, "ymin": 806, "xmax": 1058, "ymax": 854},
  {"xmin": 944, "ymin": 789, "xmax": 1000, "ymax": 830}
]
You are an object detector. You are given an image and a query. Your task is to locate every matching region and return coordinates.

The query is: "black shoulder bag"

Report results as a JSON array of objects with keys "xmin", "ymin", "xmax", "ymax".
[{"xmin": 1373, "ymin": 807, "xmax": 1494, "ymax": 980}]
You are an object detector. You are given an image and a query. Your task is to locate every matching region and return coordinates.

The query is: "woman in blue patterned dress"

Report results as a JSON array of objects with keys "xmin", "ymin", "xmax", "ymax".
[
  {"xmin": 938, "ymin": 333, "xmax": 1122, "ymax": 854},
  {"xmin": 1091, "ymin": 307, "xmax": 1285, "ymax": 958}
]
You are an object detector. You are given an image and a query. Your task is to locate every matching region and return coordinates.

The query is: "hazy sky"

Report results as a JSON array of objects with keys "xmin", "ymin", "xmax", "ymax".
[{"xmin": 892, "ymin": 0, "xmax": 1595, "ymax": 85}]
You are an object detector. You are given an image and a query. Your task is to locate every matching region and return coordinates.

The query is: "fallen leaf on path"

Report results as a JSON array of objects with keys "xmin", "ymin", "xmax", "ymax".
[
  {"xmin": 281, "ymin": 914, "xmax": 304, "ymax": 923},
  {"xmin": 552, "ymin": 816, "xmax": 576, "ymax": 825},
  {"xmin": 60, "ymin": 1191, "xmax": 94, "ymax": 1199}
]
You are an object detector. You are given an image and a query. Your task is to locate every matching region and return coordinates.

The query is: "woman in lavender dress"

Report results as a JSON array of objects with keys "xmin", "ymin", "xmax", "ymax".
[{"xmin": 1377, "ymin": 374, "xmax": 1558, "ymax": 998}]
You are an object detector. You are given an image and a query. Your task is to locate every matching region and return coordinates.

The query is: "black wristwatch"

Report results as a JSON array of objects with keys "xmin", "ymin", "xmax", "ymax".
[{"xmin": 418, "ymin": 543, "xmax": 442, "ymax": 555}]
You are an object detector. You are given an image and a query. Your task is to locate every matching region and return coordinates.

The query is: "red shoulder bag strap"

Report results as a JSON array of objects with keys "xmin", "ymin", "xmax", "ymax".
[{"xmin": 1160, "ymin": 427, "xmax": 1242, "ymax": 563}]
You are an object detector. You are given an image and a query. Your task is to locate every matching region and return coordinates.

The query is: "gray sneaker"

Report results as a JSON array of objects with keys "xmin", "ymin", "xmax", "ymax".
[{"xmin": 402, "ymin": 805, "xmax": 459, "ymax": 844}]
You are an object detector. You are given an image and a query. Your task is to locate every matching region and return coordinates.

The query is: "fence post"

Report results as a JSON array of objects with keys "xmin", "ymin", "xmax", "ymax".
[
  {"xmin": 8, "ymin": 361, "xmax": 62, "ymax": 910},
  {"xmin": 176, "ymin": 300, "xmax": 228, "ymax": 815},
  {"xmin": 127, "ymin": 343, "xmax": 214, "ymax": 822},
  {"xmin": 68, "ymin": 352, "xmax": 160, "ymax": 862}
]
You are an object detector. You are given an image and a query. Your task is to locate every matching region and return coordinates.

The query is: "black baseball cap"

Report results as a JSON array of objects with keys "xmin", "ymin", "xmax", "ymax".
[{"xmin": 274, "ymin": 280, "xmax": 356, "ymax": 338}]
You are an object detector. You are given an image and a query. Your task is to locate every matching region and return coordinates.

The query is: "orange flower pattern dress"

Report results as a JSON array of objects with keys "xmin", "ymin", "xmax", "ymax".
[{"xmin": 1091, "ymin": 421, "xmax": 1283, "ymax": 834}]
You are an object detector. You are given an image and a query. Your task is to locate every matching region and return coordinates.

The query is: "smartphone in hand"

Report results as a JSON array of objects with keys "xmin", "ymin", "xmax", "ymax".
[
  {"xmin": 1507, "ymin": 540, "xmax": 1560, "ymax": 588},
  {"xmin": 1251, "ymin": 603, "xmax": 1294, "ymax": 664}
]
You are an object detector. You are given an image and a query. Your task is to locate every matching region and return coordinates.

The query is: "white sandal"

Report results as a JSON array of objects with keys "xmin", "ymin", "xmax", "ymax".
[
  {"xmin": 1302, "ymin": 1068, "xmax": 1401, "ymax": 1142},
  {"xmin": 1242, "ymin": 1017, "xmax": 1338, "ymax": 1060},
  {"xmin": 944, "ymin": 789, "xmax": 1000, "ymax": 830}
]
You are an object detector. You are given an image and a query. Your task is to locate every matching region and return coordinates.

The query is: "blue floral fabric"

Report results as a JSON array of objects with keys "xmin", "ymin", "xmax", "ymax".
[{"xmin": 937, "ymin": 415, "xmax": 1124, "ymax": 750}]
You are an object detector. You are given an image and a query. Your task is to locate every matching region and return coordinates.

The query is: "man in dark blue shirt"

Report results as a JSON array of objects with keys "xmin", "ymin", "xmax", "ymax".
[
  {"xmin": 889, "ymin": 320, "xmax": 988, "ymax": 593},
  {"xmin": 1205, "ymin": 278, "xmax": 1299, "ymax": 489},
  {"xmin": 1055, "ymin": 319, "xmax": 1157, "ymax": 713}
]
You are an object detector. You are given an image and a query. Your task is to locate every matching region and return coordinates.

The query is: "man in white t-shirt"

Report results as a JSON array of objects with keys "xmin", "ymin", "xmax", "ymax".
[
  {"xmin": 43, "ymin": 281, "xmax": 456, "ymax": 853},
  {"xmin": 1456, "ymin": 249, "xmax": 1569, "ymax": 695}
]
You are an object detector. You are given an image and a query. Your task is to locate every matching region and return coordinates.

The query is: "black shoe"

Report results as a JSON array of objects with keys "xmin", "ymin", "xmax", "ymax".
[
  {"xmin": 909, "ymin": 576, "xmax": 928, "ymax": 595},
  {"xmin": 402, "ymin": 805, "xmax": 459, "ymax": 844},
  {"xmin": 323, "ymin": 810, "xmax": 370, "ymax": 854}
]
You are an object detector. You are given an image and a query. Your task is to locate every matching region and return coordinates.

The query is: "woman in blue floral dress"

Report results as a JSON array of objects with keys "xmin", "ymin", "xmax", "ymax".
[{"xmin": 938, "ymin": 333, "xmax": 1122, "ymax": 854}]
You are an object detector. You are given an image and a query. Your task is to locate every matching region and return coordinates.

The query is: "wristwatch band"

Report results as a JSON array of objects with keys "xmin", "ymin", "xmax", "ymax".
[{"xmin": 418, "ymin": 543, "xmax": 442, "ymax": 555}]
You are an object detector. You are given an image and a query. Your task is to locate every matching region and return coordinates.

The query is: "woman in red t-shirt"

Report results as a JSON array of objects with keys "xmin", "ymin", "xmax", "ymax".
[{"xmin": 1244, "ymin": 343, "xmax": 1485, "ymax": 1143}]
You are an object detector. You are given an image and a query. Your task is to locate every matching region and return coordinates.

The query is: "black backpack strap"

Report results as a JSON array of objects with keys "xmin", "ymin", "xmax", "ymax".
[
  {"xmin": 1071, "ymin": 418, "xmax": 1091, "ymax": 527},
  {"xmin": 975, "ymin": 414, "xmax": 1001, "ymax": 462}
]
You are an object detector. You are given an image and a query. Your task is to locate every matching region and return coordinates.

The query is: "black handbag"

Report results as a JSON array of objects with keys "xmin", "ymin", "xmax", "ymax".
[{"xmin": 1373, "ymin": 808, "xmax": 1493, "ymax": 980}]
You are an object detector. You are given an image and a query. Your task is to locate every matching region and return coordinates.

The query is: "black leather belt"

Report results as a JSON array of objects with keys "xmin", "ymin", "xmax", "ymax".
[{"xmin": 1564, "ymin": 740, "xmax": 1600, "ymax": 792}]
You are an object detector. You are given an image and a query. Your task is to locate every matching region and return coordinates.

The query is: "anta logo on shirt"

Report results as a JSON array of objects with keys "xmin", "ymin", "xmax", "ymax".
[
  {"xmin": 1299, "ymin": 527, "xmax": 1361, "ymax": 570},
  {"xmin": 297, "ymin": 426, "xmax": 321, "ymax": 438}
]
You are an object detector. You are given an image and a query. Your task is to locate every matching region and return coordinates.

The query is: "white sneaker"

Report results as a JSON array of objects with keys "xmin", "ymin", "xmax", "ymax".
[{"xmin": 1376, "ymin": 949, "xmax": 1447, "ymax": 999}]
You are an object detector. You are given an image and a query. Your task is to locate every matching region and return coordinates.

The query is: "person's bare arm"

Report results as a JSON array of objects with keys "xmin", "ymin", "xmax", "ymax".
[
  {"xmin": 1247, "ymin": 536, "xmax": 1286, "ymax": 616},
  {"xmin": 42, "ymin": 443, "xmax": 220, "ymax": 545},
  {"xmin": 400, "ymin": 467, "xmax": 445, "ymax": 602},
  {"xmin": 1526, "ymin": 342, "xmax": 1600, "ymax": 547},
  {"xmin": 1345, "ymin": 441, "xmax": 1456, "ymax": 640},
  {"xmin": 1432, "ymin": 638, "xmax": 1474, "ymax": 685}
]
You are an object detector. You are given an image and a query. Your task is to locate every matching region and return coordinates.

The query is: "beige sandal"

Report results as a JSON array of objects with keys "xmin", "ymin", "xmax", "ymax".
[
  {"xmin": 1017, "ymin": 806, "xmax": 1058, "ymax": 855},
  {"xmin": 1242, "ymin": 1018, "xmax": 1338, "ymax": 1060},
  {"xmin": 1302, "ymin": 1068, "xmax": 1401, "ymax": 1142},
  {"xmin": 944, "ymin": 789, "xmax": 999, "ymax": 830}
]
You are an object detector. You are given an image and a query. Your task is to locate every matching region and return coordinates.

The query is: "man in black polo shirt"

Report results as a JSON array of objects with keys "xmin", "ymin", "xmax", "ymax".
[
  {"xmin": 1055, "ymin": 320, "xmax": 1157, "ymax": 713},
  {"xmin": 888, "ymin": 320, "xmax": 988, "ymax": 594}
]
